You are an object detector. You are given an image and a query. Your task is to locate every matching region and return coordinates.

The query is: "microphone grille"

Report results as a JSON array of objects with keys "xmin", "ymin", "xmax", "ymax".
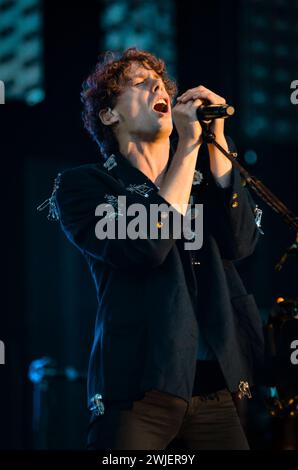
[{"xmin": 226, "ymin": 105, "xmax": 235, "ymax": 116}]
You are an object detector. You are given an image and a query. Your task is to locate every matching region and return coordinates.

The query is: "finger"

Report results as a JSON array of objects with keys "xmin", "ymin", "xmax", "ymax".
[
  {"xmin": 178, "ymin": 86, "xmax": 226, "ymax": 105},
  {"xmin": 177, "ymin": 85, "xmax": 206, "ymax": 100},
  {"xmin": 177, "ymin": 93, "xmax": 205, "ymax": 104},
  {"xmin": 177, "ymin": 87, "xmax": 199, "ymax": 99},
  {"xmin": 179, "ymin": 91, "xmax": 225, "ymax": 105},
  {"xmin": 175, "ymin": 97, "xmax": 204, "ymax": 108},
  {"xmin": 194, "ymin": 89, "xmax": 226, "ymax": 105},
  {"xmin": 177, "ymin": 87, "xmax": 198, "ymax": 96},
  {"xmin": 187, "ymin": 98, "xmax": 204, "ymax": 113},
  {"xmin": 173, "ymin": 98, "xmax": 203, "ymax": 111},
  {"xmin": 188, "ymin": 97, "xmax": 204, "ymax": 107}
]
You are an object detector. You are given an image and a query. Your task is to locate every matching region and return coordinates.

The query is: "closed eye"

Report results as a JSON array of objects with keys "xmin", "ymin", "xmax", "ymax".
[{"xmin": 134, "ymin": 80, "xmax": 146, "ymax": 86}]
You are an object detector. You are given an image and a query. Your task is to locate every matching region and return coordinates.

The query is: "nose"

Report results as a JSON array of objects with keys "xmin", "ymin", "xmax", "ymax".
[{"xmin": 152, "ymin": 78, "xmax": 164, "ymax": 94}]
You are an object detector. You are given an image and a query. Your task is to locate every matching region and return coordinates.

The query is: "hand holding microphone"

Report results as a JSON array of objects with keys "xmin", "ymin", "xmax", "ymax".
[
  {"xmin": 173, "ymin": 85, "xmax": 233, "ymax": 187},
  {"xmin": 173, "ymin": 85, "xmax": 233, "ymax": 144}
]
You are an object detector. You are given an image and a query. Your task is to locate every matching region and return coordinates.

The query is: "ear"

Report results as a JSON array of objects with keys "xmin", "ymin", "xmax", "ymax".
[{"xmin": 98, "ymin": 107, "xmax": 119, "ymax": 126}]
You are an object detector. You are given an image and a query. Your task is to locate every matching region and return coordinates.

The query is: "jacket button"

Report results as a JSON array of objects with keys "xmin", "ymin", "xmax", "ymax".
[
  {"xmin": 89, "ymin": 393, "xmax": 105, "ymax": 415},
  {"xmin": 232, "ymin": 192, "xmax": 238, "ymax": 199},
  {"xmin": 232, "ymin": 201, "xmax": 238, "ymax": 208},
  {"xmin": 238, "ymin": 381, "xmax": 252, "ymax": 399}
]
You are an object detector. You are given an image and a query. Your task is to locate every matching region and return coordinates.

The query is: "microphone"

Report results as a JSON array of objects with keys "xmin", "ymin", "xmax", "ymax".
[{"xmin": 196, "ymin": 104, "xmax": 235, "ymax": 121}]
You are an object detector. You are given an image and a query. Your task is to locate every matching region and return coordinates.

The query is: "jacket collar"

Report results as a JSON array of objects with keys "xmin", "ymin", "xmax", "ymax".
[
  {"xmin": 98, "ymin": 136, "xmax": 204, "ymax": 200},
  {"xmin": 100, "ymin": 137, "xmax": 177, "ymax": 193}
]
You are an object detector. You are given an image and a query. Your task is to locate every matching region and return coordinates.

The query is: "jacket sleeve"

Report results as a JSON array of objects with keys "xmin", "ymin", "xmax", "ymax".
[
  {"xmin": 199, "ymin": 137, "xmax": 260, "ymax": 261},
  {"xmin": 55, "ymin": 166, "xmax": 183, "ymax": 269}
]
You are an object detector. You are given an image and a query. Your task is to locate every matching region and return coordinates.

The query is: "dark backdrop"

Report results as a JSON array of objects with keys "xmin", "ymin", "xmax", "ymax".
[{"xmin": 0, "ymin": 0, "xmax": 297, "ymax": 449}]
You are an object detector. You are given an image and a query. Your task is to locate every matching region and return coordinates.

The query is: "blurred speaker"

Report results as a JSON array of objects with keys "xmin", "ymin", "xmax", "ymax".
[{"xmin": 28, "ymin": 357, "xmax": 89, "ymax": 449}]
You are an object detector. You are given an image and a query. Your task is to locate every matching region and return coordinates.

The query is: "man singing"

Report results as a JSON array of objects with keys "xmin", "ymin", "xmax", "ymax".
[{"xmin": 51, "ymin": 48, "xmax": 264, "ymax": 449}]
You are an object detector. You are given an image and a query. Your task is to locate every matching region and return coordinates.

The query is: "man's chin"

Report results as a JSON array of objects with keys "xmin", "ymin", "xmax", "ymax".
[
  {"xmin": 155, "ymin": 118, "xmax": 173, "ymax": 136},
  {"xmin": 135, "ymin": 123, "xmax": 172, "ymax": 141}
]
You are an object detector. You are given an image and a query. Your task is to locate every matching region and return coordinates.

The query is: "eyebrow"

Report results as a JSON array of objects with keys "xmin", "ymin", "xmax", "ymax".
[{"xmin": 132, "ymin": 72, "xmax": 161, "ymax": 81}]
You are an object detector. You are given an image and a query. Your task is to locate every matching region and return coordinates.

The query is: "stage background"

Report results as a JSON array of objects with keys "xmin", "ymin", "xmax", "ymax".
[{"xmin": 0, "ymin": 0, "xmax": 297, "ymax": 449}]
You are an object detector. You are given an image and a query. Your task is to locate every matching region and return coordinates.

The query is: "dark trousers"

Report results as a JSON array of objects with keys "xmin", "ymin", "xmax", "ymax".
[{"xmin": 87, "ymin": 388, "xmax": 249, "ymax": 450}]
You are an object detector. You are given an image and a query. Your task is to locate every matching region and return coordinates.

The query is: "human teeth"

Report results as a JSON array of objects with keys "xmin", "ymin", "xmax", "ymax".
[{"xmin": 153, "ymin": 98, "xmax": 168, "ymax": 113}]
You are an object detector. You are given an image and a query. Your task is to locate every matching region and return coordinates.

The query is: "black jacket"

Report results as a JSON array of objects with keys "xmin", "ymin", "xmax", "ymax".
[{"xmin": 54, "ymin": 140, "xmax": 264, "ymax": 406}]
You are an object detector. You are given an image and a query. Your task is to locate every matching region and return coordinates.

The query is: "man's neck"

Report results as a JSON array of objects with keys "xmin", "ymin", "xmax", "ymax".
[{"xmin": 118, "ymin": 138, "xmax": 170, "ymax": 187}]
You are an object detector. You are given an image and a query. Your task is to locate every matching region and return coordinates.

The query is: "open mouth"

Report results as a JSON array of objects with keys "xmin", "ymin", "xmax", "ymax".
[{"xmin": 153, "ymin": 99, "xmax": 169, "ymax": 114}]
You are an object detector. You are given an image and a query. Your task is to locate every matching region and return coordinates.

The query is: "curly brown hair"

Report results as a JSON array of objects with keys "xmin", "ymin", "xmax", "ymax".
[{"xmin": 81, "ymin": 47, "xmax": 177, "ymax": 161}]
